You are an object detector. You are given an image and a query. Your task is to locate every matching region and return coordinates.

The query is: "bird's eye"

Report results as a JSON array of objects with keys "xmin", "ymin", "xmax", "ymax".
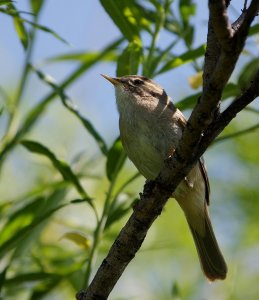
[{"xmin": 133, "ymin": 79, "xmax": 144, "ymax": 85}]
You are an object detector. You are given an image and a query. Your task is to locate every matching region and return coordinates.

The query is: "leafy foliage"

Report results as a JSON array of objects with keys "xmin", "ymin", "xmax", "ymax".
[{"xmin": 0, "ymin": 0, "xmax": 258, "ymax": 299}]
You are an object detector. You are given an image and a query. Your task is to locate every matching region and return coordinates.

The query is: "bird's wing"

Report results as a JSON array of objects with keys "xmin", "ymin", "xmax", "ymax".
[{"xmin": 198, "ymin": 157, "xmax": 210, "ymax": 205}]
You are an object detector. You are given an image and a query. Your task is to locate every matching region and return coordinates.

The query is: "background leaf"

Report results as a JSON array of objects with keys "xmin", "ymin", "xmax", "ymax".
[
  {"xmin": 21, "ymin": 140, "xmax": 91, "ymax": 200},
  {"xmin": 99, "ymin": 0, "xmax": 141, "ymax": 43},
  {"xmin": 116, "ymin": 41, "xmax": 142, "ymax": 76}
]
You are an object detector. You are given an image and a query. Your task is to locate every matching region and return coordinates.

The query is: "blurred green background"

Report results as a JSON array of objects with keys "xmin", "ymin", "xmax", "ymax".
[{"xmin": 0, "ymin": 1, "xmax": 258, "ymax": 299}]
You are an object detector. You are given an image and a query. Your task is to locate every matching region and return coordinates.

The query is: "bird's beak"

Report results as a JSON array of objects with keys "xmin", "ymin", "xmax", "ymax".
[{"xmin": 101, "ymin": 74, "xmax": 120, "ymax": 86}]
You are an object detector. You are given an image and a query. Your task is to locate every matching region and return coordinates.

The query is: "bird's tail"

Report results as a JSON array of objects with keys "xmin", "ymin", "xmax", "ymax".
[{"xmin": 187, "ymin": 207, "xmax": 227, "ymax": 281}]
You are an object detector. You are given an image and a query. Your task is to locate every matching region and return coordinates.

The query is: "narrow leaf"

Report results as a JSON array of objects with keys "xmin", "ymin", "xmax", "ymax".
[
  {"xmin": 0, "ymin": 1, "xmax": 13, "ymax": 6},
  {"xmin": 30, "ymin": 0, "xmax": 44, "ymax": 15},
  {"xmin": 105, "ymin": 198, "xmax": 134, "ymax": 230},
  {"xmin": 249, "ymin": 23, "xmax": 259, "ymax": 36},
  {"xmin": 30, "ymin": 65, "xmax": 108, "ymax": 155},
  {"xmin": 0, "ymin": 39, "xmax": 122, "ymax": 165},
  {"xmin": 238, "ymin": 58, "xmax": 259, "ymax": 91},
  {"xmin": 176, "ymin": 92, "xmax": 201, "ymax": 111},
  {"xmin": 117, "ymin": 41, "xmax": 142, "ymax": 76},
  {"xmin": 1, "ymin": 7, "xmax": 69, "ymax": 45},
  {"xmin": 99, "ymin": 0, "xmax": 141, "ymax": 43},
  {"xmin": 9, "ymin": 4, "xmax": 28, "ymax": 49},
  {"xmin": 21, "ymin": 140, "xmax": 91, "ymax": 200},
  {"xmin": 5, "ymin": 272, "xmax": 60, "ymax": 285},
  {"xmin": 60, "ymin": 231, "xmax": 91, "ymax": 249},
  {"xmin": 47, "ymin": 51, "xmax": 117, "ymax": 63},
  {"xmin": 157, "ymin": 44, "xmax": 205, "ymax": 75},
  {"xmin": 0, "ymin": 203, "xmax": 67, "ymax": 258}
]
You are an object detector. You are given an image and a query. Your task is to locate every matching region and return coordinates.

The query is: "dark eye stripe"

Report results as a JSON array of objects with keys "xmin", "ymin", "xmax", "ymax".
[{"xmin": 133, "ymin": 79, "xmax": 144, "ymax": 85}]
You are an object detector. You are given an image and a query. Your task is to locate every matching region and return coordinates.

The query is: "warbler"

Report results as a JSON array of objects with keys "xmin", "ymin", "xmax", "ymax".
[{"xmin": 102, "ymin": 74, "xmax": 227, "ymax": 281}]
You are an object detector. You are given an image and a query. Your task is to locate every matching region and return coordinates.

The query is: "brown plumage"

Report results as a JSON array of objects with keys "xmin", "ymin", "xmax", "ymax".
[{"xmin": 102, "ymin": 74, "xmax": 227, "ymax": 280}]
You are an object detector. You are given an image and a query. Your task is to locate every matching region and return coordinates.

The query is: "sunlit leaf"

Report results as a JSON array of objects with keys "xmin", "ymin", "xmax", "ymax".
[
  {"xmin": 47, "ymin": 51, "xmax": 117, "ymax": 63},
  {"xmin": 60, "ymin": 231, "xmax": 91, "ymax": 249},
  {"xmin": 179, "ymin": 0, "xmax": 196, "ymax": 24},
  {"xmin": 188, "ymin": 71, "xmax": 203, "ymax": 89},
  {"xmin": 117, "ymin": 41, "xmax": 142, "ymax": 76},
  {"xmin": 106, "ymin": 137, "xmax": 126, "ymax": 181},
  {"xmin": 99, "ymin": 0, "xmax": 141, "ymax": 43},
  {"xmin": 9, "ymin": 4, "xmax": 28, "ymax": 49}
]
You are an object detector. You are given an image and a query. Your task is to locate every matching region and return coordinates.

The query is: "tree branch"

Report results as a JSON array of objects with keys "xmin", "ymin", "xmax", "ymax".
[
  {"xmin": 76, "ymin": 2, "xmax": 258, "ymax": 300},
  {"xmin": 234, "ymin": 0, "xmax": 259, "ymax": 42},
  {"xmin": 208, "ymin": 0, "xmax": 234, "ymax": 51}
]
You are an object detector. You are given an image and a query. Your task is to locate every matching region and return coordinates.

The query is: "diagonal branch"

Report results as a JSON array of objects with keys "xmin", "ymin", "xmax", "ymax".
[{"xmin": 76, "ymin": 2, "xmax": 258, "ymax": 300}]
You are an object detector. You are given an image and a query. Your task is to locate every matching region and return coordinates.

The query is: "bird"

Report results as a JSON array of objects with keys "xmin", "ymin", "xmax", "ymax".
[{"xmin": 102, "ymin": 74, "xmax": 227, "ymax": 281}]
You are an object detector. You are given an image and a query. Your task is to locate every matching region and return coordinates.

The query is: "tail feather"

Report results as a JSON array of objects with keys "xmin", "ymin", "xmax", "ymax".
[{"xmin": 188, "ymin": 208, "xmax": 227, "ymax": 281}]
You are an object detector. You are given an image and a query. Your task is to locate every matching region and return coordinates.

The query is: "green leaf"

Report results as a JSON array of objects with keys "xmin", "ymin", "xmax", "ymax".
[
  {"xmin": 179, "ymin": 0, "xmax": 196, "ymax": 24},
  {"xmin": 179, "ymin": 0, "xmax": 196, "ymax": 47},
  {"xmin": 171, "ymin": 281, "xmax": 181, "ymax": 300},
  {"xmin": 9, "ymin": 4, "xmax": 29, "ymax": 49},
  {"xmin": 176, "ymin": 82, "xmax": 240, "ymax": 110},
  {"xmin": 222, "ymin": 82, "xmax": 240, "ymax": 99},
  {"xmin": 0, "ymin": 39, "xmax": 122, "ymax": 166},
  {"xmin": 1, "ymin": 7, "xmax": 69, "ymax": 45},
  {"xmin": 0, "ymin": 266, "xmax": 8, "ymax": 292},
  {"xmin": 176, "ymin": 92, "xmax": 201, "ymax": 111},
  {"xmin": 116, "ymin": 41, "xmax": 142, "ymax": 76},
  {"xmin": 106, "ymin": 137, "xmax": 126, "ymax": 181},
  {"xmin": 5, "ymin": 272, "xmax": 60, "ymax": 285},
  {"xmin": 30, "ymin": 0, "xmax": 45, "ymax": 15},
  {"xmin": 238, "ymin": 58, "xmax": 259, "ymax": 91},
  {"xmin": 30, "ymin": 65, "xmax": 108, "ymax": 155},
  {"xmin": 157, "ymin": 44, "xmax": 205, "ymax": 75},
  {"xmin": 0, "ymin": 202, "xmax": 67, "ymax": 258},
  {"xmin": 23, "ymin": 18, "xmax": 70, "ymax": 45},
  {"xmin": 105, "ymin": 198, "xmax": 135, "ymax": 230},
  {"xmin": 249, "ymin": 23, "xmax": 259, "ymax": 36},
  {"xmin": 0, "ymin": 1, "xmax": 13, "ymax": 6},
  {"xmin": 60, "ymin": 231, "xmax": 91, "ymax": 249},
  {"xmin": 21, "ymin": 140, "xmax": 91, "ymax": 200},
  {"xmin": 99, "ymin": 0, "xmax": 141, "ymax": 43},
  {"xmin": 47, "ymin": 51, "xmax": 117, "ymax": 63}
]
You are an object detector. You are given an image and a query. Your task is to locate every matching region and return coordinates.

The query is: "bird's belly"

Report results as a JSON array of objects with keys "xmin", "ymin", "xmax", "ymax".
[
  {"xmin": 122, "ymin": 130, "xmax": 163, "ymax": 179},
  {"xmin": 120, "ymin": 118, "xmax": 179, "ymax": 180}
]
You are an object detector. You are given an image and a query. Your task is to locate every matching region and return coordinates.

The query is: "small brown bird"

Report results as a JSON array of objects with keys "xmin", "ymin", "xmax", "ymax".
[{"xmin": 102, "ymin": 74, "xmax": 227, "ymax": 281}]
